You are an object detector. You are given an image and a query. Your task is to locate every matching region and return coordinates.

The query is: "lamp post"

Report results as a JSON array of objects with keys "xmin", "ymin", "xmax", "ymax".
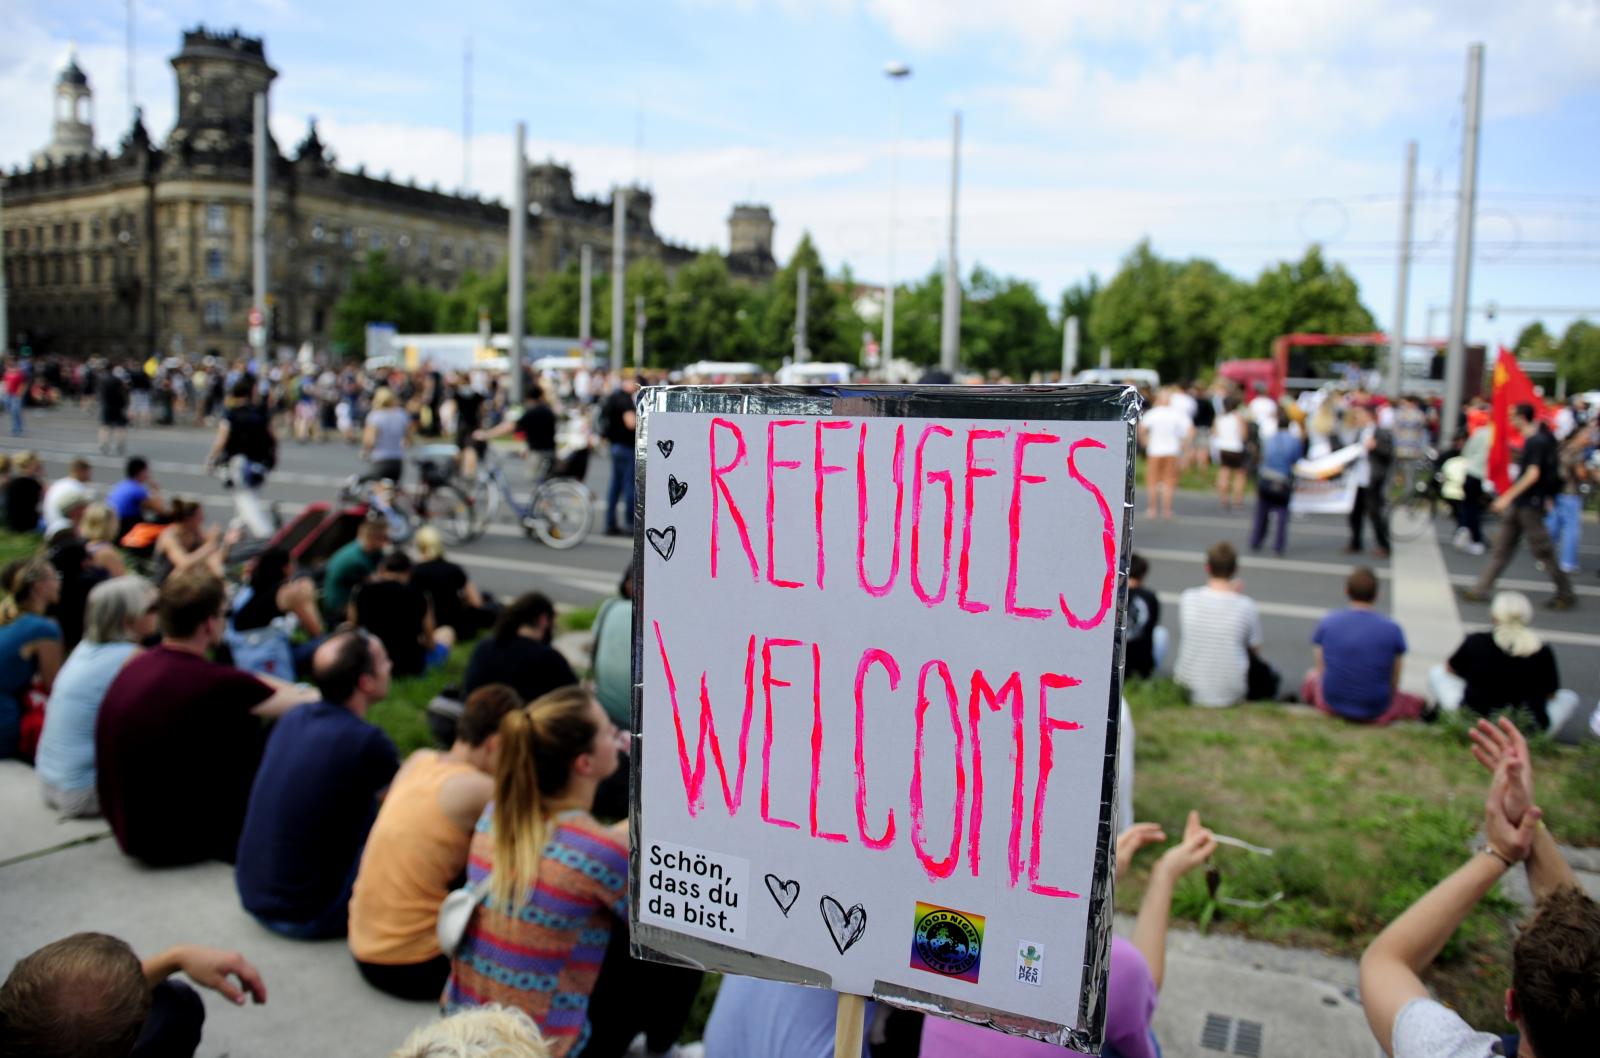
[{"xmin": 882, "ymin": 61, "xmax": 910, "ymax": 366}]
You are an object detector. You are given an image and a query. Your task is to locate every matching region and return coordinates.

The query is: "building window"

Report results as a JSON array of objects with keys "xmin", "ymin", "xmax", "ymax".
[
  {"xmin": 92, "ymin": 256, "xmax": 101, "ymax": 283},
  {"xmin": 206, "ymin": 204, "xmax": 227, "ymax": 233},
  {"xmin": 53, "ymin": 223, "xmax": 64, "ymax": 245},
  {"xmin": 343, "ymin": 228, "xmax": 355, "ymax": 250},
  {"xmin": 369, "ymin": 230, "xmax": 385, "ymax": 251},
  {"xmin": 16, "ymin": 229, "xmax": 26, "ymax": 249},
  {"xmin": 71, "ymin": 258, "xmax": 81, "ymax": 284},
  {"xmin": 311, "ymin": 259, "xmax": 326, "ymax": 288},
  {"xmin": 441, "ymin": 239, "xmax": 454, "ymax": 261},
  {"xmin": 53, "ymin": 258, "xmax": 63, "ymax": 284},
  {"xmin": 205, "ymin": 249, "xmax": 225, "ymax": 280},
  {"xmin": 91, "ymin": 217, "xmax": 102, "ymax": 242},
  {"xmin": 418, "ymin": 237, "xmax": 431, "ymax": 260},
  {"xmin": 312, "ymin": 307, "xmax": 326, "ymax": 333},
  {"xmin": 203, "ymin": 301, "xmax": 225, "ymax": 330},
  {"xmin": 71, "ymin": 221, "xmax": 80, "ymax": 243},
  {"xmin": 464, "ymin": 245, "xmax": 477, "ymax": 269},
  {"xmin": 2, "ymin": 230, "xmax": 10, "ymax": 250}
]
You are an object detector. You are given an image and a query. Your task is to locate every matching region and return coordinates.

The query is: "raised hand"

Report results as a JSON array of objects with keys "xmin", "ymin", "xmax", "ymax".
[
  {"xmin": 1484, "ymin": 764, "xmax": 1541, "ymax": 865},
  {"xmin": 1469, "ymin": 717, "xmax": 1533, "ymax": 825},
  {"xmin": 1116, "ymin": 822, "xmax": 1167, "ymax": 877},
  {"xmin": 1156, "ymin": 810, "xmax": 1218, "ymax": 880}
]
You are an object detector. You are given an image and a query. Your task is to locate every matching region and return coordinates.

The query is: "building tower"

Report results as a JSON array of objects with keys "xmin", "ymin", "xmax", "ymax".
[
  {"xmin": 728, "ymin": 204, "xmax": 774, "ymax": 260},
  {"xmin": 165, "ymin": 26, "xmax": 277, "ymax": 162},
  {"xmin": 33, "ymin": 52, "xmax": 95, "ymax": 166}
]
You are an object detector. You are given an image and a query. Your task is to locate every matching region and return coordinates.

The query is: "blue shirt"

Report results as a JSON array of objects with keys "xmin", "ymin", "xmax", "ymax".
[
  {"xmin": 1262, "ymin": 430, "xmax": 1304, "ymax": 477},
  {"xmin": 35, "ymin": 641, "xmax": 137, "ymax": 791},
  {"xmin": 1312, "ymin": 608, "xmax": 1407, "ymax": 720},
  {"xmin": 235, "ymin": 701, "xmax": 399, "ymax": 922},
  {"xmin": 106, "ymin": 478, "xmax": 149, "ymax": 522},
  {"xmin": 0, "ymin": 613, "xmax": 61, "ymax": 756}
]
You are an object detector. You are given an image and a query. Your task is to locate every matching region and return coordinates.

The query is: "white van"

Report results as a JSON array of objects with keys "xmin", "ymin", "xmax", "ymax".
[
  {"xmin": 1073, "ymin": 368, "xmax": 1160, "ymax": 390},
  {"xmin": 776, "ymin": 362, "xmax": 854, "ymax": 385}
]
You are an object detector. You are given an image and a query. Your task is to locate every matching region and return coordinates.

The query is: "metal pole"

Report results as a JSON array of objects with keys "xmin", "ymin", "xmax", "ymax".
[
  {"xmin": 251, "ymin": 92, "xmax": 268, "ymax": 353},
  {"xmin": 507, "ymin": 121, "xmax": 526, "ymax": 404},
  {"xmin": 611, "ymin": 190, "xmax": 627, "ymax": 372},
  {"xmin": 794, "ymin": 267, "xmax": 810, "ymax": 363},
  {"xmin": 1387, "ymin": 140, "xmax": 1417, "ymax": 398},
  {"xmin": 0, "ymin": 177, "xmax": 8, "ymax": 354},
  {"xmin": 883, "ymin": 63, "xmax": 910, "ymax": 364},
  {"xmin": 633, "ymin": 295, "xmax": 645, "ymax": 369},
  {"xmin": 579, "ymin": 244, "xmax": 593, "ymax": 366},
  {"xmin": 1443, "ymin": 44, "xmax": 1484, "ymax": 438},
  {"xmin": 939, "ymin": 110, "xmax": 962, "ymax": 373},
  {"xmin": 1062, "ymin": 315, "xmax": 1079, "ymax": 380}
]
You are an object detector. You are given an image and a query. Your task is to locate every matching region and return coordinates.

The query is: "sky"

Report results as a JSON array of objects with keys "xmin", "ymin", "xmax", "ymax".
[{"xmin": 4, "ymin": 0, "xmax": 1600, "ymax": 353}]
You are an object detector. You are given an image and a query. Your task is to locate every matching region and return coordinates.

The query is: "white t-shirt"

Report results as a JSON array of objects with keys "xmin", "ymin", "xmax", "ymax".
[
  {"xmin": 1169, "ymin": 390, "xmax": 1198, "ymax": 422},
  {"xmin": 1249, "ymin": 395, "xmax": 1280, "ymax": 438},
  {"xmin": 1391, "ymin": 997, "xmax": 1498, "ymax": 1058},
  {"xmin": 1213, "ymin": 412, "xmax": 1245, "ymax": 453},
  {"xmin": 42, "ymin": 477, "xmax": 92, "ymax": 536},
  {"xmin": 1174, "ymin": 587, "xmax": 1262, "ymax": 707},
  {"xmin": 1142, "ymin": 405, "xmax": 1193, "ymax": 458}
]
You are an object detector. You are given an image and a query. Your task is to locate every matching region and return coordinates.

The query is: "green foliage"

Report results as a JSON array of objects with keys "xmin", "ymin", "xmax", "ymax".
[
  {"xmin": 1092, "ymin": 240, "xmax": 1242, "ymax": 382},
  {"xmin": 961, "ymin": 266, "xmax": 1058, "ymax": 378},
  {"xmin": 1556, "ymin": 319, "xmax": 1600, "ymax": 391},
  {"xmin": 329, "ymin": 251, "xmax": 441, "ymax": 359},
  {"xmin": 763, "ymin": 233, "xmax": 857, "ymax": 365},
  {"xmin": 1221, "ymin": 245, "xmax": 1378, "ymax": 362}
]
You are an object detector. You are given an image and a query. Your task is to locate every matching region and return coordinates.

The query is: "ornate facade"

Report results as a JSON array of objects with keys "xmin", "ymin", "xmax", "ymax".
[{"xmin": 2, "ymin": 27, "xmax": 776, "ymax": 360}]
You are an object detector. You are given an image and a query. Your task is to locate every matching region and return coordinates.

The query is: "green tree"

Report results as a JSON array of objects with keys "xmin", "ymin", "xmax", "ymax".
[
  {"xmin": 1092, "ymin": 241, "xmax": 1239, "ymax": 382},
  {"xmin": 528, "ymin": 259, "xmax": 587, "ymax": 337},
  {"xmin": 887, "ymin": 270, "xmax": 944, "ymax": 367},
  {"xmin": 764, "ymin": 233, "xmax": 855, "ymax": 364},
  {"xmin": 330, "ymin": 251, "xmax": 439, "ymax": 358},
  {"xmin": 1557, "ymin": 319, "xmax": 1600, "ymax": 392},
  {"xmin": 433, "ymin": 264, "xmax": 508, "ymax": 334},
  {"xmin": 624, "ymin": 257, "xmax": 672, "ymax": 367},
  {"xmin": 664, "ymin": 253, "xmax": 745, "ymax": 366},
  {"xmin": 962, "ymin": 266, "xmax": 1056, "ymax": 379},
  {"xmin": 1221, "ymin": 245, "xmax": 1376, "ymax": 364}
]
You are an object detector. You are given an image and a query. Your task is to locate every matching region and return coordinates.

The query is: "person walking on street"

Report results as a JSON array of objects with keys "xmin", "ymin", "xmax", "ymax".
[
  {"xmin": 1461, "ymin": 403, "xmax": 1576, "ymax": 610},
  {"xmin": 1343, "ymin": 402, "xmax": 1393, "ymax": 559},
  {"xmin": 1544, "ymin": 417, "xmax": 1593, "ymax": 577},
  {"xmin": 600, "ymin": 377, "xmax": 639, "ymax": 537},
  {"xmin": 3, "ymin": 358, "xmax": 27, "ymax": 437}
]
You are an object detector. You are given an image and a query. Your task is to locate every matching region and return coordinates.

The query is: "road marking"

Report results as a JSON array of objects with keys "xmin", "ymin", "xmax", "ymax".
[{"xmin": 1465, "ymin": 624, "xmax": 1600, "ymax": 648}]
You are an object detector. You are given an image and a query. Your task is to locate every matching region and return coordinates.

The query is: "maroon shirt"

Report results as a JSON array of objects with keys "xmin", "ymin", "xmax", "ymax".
[{"xmin": 96, "ymin": 645, "xmax": 274, "ymax": 866}]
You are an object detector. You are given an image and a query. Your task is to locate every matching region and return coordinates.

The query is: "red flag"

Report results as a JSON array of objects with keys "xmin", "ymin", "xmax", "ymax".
[{"xmin": 1486, "ymin": 348, "xmax": 1539, "ymax": 492}]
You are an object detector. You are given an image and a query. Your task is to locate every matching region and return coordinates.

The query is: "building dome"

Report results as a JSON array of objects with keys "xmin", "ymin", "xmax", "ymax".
[{"xmin": 59, "ymin": 57, "xmax": 90, "ymax": 88}]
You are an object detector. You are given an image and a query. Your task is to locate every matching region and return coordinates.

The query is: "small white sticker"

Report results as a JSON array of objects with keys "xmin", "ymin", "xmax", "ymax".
[
  {"xmin": 639, "ymin": 840, "xmax": 750, "ymax": 940},
  {"xmin": 1016, "ymin": 940, "xmax": 1044, "ymax": 986}
]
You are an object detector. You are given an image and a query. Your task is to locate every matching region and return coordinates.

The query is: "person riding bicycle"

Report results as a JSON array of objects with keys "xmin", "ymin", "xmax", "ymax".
[
  {"xmin": 360, "ymin": 388, "xmax": 413, "ymax": 485},
  {"xmin": 206, "ymin": 378, "xmax": 277, "ymax": 539},
  {"xmin": 474, "ymin": 384, "xmax": 556, "ymax": 484}
]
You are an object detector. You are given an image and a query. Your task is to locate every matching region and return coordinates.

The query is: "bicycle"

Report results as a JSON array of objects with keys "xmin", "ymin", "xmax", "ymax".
[
  {"xmin": 468, "ymin": 449, "xmax": 593, "ymax": 549},
  {"xmin": 339, "ymin": 445, "xmax": 478, "ymax": 546}
]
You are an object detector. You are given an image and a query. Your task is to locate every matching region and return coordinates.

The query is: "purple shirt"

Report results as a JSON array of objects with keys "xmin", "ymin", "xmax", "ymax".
[
  {"xmin": 919, "ymin": 936, "xmax": 1158, "ymax": 1058},
  {"xmin": 1312, "ymin": 607, "xmax": 1407, "ymax": 720}
]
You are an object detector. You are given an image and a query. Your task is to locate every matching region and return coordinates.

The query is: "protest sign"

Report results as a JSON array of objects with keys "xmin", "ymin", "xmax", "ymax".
[
  {"xmin": 1291, "ymin": 444, "xmax": 1364, "ymax": 515},
  {"xmin": 629, "ymin": 385, "xmax": 1137, "ymax": 1050}
]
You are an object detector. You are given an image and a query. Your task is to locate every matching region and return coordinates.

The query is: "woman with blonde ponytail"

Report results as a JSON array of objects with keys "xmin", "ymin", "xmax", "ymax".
[
  {"xmin": 443, "ymin": 686, "xmax": 628, "ymax": 1057},
  {"xmin": 0, "ymin": 556, "xmax": 63, "ymax": 759},
  {"xmin": 1429, "ymin": 591, "xmax": 1580, "ymax": 734}
]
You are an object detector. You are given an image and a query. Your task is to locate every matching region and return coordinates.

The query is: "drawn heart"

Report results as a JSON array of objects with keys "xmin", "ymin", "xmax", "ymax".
[
  {"xmin": 765, "ymin": 874, "xmax": 801, "ymax": 916},
  {"xmin": 646, "ymin": 526, "xmax": 677, "ymax": 561},
  {"xmin": 667, "ymin": 475, "xmax": 688, "ymax": 506},
  {"xmin": 819, "ymin": 896, "xmax": 867, "ymax": 955},
  {"xmin": 656, "ymin": 440, "xmax": 675, "ymax": 459}
]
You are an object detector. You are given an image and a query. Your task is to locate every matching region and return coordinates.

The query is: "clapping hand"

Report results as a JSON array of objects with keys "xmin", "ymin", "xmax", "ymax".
[
  {"xmin": 1469, "ymin": 717, "xmax": 1533, "ymax": 824},
  {"xmin": 1115, "ymin": 822, "xmax": 1167, "ymax": 877}
]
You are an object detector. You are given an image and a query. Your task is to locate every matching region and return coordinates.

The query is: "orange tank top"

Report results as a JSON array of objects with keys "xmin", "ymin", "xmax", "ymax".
[{"xmin": 348, "ymin": 750, "xmax": 481, "ymax": 964}]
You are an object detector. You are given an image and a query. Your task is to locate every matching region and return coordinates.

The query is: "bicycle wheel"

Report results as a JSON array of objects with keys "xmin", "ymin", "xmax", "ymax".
[
  {"xmin": 530, "ymin": 480, "xmax": 594, "ymax": 549},
  {"xmin": 1388, "ymin": 491, "xmax": 1435, "ymax": 541},
  {"xmin": 469, "ymin": 474, "xmax": 500, "ymax": 535},
  {"xmin": 421, "ymin": 484, "xmax": 481, "ymax": 545}
]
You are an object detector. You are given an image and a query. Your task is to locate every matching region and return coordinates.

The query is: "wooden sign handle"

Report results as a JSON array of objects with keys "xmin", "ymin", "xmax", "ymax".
[{"xmin": 834, "ymin": 992, "xmax": 866, "ymax": 1058}]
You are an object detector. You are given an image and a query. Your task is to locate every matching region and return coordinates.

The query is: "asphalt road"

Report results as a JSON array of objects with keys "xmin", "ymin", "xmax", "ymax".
[{"xmin": 4, "ymin": 404, "xmax": 1597, "ymax": 707}]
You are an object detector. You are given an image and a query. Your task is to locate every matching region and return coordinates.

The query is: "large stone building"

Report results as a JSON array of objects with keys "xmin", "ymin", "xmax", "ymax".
[{"xmin": 1, "ymin": 27, "xmax": 776, "ymax": 360}]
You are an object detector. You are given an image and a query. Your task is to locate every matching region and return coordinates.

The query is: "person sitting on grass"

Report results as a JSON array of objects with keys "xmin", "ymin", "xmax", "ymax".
[
  {"xmin": 353, "ymin": 551, "xmax": 455, "ymax": 678},
  {"xmin": 349, "ymin": 683, "xmax": 522, "ymax": 1001},
  {"xmin": 0, "ymin": 932, "xmax": 266, "ymax": 1058},
  {"xmin": 411, "ymin": 526, "xmax": 496, "ymax": 641},
  {"xmin": 106, "ymin": 457, "xmax": 169, "ymax": 540},
  {"xmin": 1427, "ymin": 591, "xmax": 1583, "ymax": 739},
  {"xmin": 462, "ymin": 592, "xmax": 576, "ymax": 705},
  {"xmin": 79, "ymin": 503, "xmax": 129, "ymax": 579},
  {"xmin": 1124, "ymin": 553, "xmax": 1164, "ymax": 680},
  {"xmin": 917, "ymin": 812, "xmax": 1218, "ymax": 1058},
  {"xmin": 443, "ymin": 687, "xmax": 629, "ymax": 1057},
  {"xmin": 1359, "ymin": 716, "xmax": 1600, "ymax": 1058},
  {"xmin": 227, "ymin": 548, "xmax": 325, "ymax": 680},
  {"xmin": 1174, "ymin": 542, "xmax": 1273, "ymax": 707},
  {"xmin": 3, "ymin": 452, "xmax": 44, "ymax": 534},
  {"xmin": 234, "ymin": 630, "xmax": 400, "ymax": 940},
  {"xmin": 153, "ymin": 498, "xmax": 236, "ymax": 584},
  {"xmin": 323, "ymin": 512, "xmax": 389, "ymax": 621},
  {"xmin": 34, "ymin": 576, "xmax": 158, "ymax": 818},
  {"xmin": 0, "ymin": 557, "xmax": 62, "ymax": 760},
  {"xmin": 41, "ymin": 457, "xmax": 93, "ymax": 537},
  {"xmin": 1299, "ymin": 567, "xmax": 1425, "ymax": 725},
  {"xmin": 96, "ymin": 569, "xmax": 318, "ymax": 867}
]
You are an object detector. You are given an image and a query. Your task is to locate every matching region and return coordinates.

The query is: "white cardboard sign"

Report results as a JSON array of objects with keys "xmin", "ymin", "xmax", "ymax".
[{"xmin": 630, "ymin": 386, "xmax": 1133, "ymax": 1049}]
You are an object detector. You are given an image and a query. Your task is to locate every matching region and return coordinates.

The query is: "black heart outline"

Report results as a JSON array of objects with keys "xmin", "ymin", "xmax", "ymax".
[
  {"xmin": 667, "ymin": 475, "xmax": 688, "ymax": 506},
  {"xmin": 764, "ymin": 874, "xmax": 800, "ymax": 916},
  {"xmin": 646, "ymin": 526, "xmax": 677, "ymax": 561},
  {"xmin": 657, "ymin": 440, "xmax": 675, "ymax": 458},
  {"xmin": 819, "ymin": 895, "xmax": 867, "ymax": 955}
]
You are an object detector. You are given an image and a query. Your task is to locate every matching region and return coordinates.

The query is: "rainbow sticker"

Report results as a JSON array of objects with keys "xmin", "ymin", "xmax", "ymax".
[{"xmin": 909, "ymin": 901, "xmax": 985, "ymax": 984}]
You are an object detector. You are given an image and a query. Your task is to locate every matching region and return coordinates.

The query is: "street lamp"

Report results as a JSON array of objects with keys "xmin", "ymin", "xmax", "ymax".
[{"xmin": 883, "ymin": 61, "xmax": 911, "ymax": 367}]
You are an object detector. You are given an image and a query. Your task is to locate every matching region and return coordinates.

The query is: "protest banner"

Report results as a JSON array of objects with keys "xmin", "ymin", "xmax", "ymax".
[
  {"xmin": 1291, "ymin": 444, "xmax": 1364, "ymax": 515},
  {"xmin": 629, "ymin": 385, "xmax": 1137, "ymax": 1051}
]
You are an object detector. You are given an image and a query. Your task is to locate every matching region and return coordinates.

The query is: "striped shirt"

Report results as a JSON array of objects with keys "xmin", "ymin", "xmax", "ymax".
[
  {"xmin": 1174, "ymin": 587, "xmax": 1263, "ymax": 707},
  {"xmin": 443, "ymin": 807, "xmax": 628, "ymax": 1057}
]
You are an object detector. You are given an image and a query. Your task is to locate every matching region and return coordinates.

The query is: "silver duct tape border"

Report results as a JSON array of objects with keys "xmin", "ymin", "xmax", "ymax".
[{"xmin": 626, "ymin": 383, "xmax": 1143, "ymax": 1053}]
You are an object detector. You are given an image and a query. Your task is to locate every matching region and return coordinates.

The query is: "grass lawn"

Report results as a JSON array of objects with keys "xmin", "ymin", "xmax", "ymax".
[
  {"xmin": 0, "ymin": 531, "xmax": 45, "ymax": 568},
  {"xmin": 1121, "ymin": 677, "xmax": 1600, "ymax": 1029}
]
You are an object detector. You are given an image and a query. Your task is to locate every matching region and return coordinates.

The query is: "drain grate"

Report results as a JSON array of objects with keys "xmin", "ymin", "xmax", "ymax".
[{"xmin": 1200, "ymin": 1013, "xmax": 1265, "ymax": 1057}]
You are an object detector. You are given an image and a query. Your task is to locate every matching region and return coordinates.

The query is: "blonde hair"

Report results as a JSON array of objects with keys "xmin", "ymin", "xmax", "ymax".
[
  {"xmin": 372, "ymin": 387, "xmax": 399, "ymax": 410},
  {"xmin": 1490, "ymin": 591, "xmax": 1541, "ymax": 657},
  {"xmin": 390, "ymin": 1005, "xmax": 549, "ymax": 1058},
  {"xmin": 80, "ymin": 503, "xmax": 120, "ymax": 544},
  {"xmin": 0, "ymin": 453, "xmax": 11, "ymax": 476},
  {"xmin": 415, "ymin": 525, "xmax": 445, "ymax": 561},
  {"xmin": 0, "ymin": 557, "xmax": 54, "ymax": 624},
  {"xmin": 489, "ymin": 687, "xmax": 600, "ymax": 909},
  {"xmin": 14, "ymin": 451, "xmax": 39, "ymax": 475}
]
